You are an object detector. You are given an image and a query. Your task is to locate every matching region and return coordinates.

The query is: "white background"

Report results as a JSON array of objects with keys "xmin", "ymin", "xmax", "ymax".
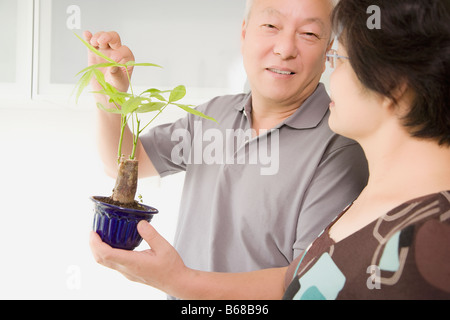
[{"xmin": 0, "ymin": 0, "xmax": 332, "ymax": 299}]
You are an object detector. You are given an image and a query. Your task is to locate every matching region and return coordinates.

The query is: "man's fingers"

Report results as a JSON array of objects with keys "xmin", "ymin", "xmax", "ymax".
[
  {"xmin": 89, "ymin": 231, "xmax": 129, "ymax": 268},
  {"xmin": 85, "ymin": 31, "xmax": 133, "ymax": 73},
  {"xmin": 137, "ymin": 220, "xmax": 169, "ymax": 252},
  {"xmin": 83, "ymin": 30, "xmax": 93, "ymax": 42},
  {"xmin": 104, "ymin": 31, "xmax": 122, "ymax": 49},
  {"xmin": 89, "ymin": 231, "xmax": 112, "ymax": 266},
  {"xmin": 89, "ymin": 31, "xmax": 122, "ymax": 50}
]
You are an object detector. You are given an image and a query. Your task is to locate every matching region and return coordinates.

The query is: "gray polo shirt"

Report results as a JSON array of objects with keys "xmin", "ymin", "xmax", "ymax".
[{"xmin": 141, "ymin": 83, "xmax": 368, "ymax": 275}]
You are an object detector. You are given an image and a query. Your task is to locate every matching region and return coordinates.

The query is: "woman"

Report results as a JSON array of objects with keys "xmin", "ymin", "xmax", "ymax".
[
  {"xmin": 283, "ymin": 0, "xmax": 450, "ymax": 299},
  {"xmin": 90, "ymin": 0, "xmax": 450, "ymax": 299}
]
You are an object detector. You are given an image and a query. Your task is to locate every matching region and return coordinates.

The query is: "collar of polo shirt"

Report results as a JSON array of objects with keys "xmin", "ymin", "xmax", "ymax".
[{"xmin": 234, "ymin": 83, "xmax": 330, "ymax": 130}]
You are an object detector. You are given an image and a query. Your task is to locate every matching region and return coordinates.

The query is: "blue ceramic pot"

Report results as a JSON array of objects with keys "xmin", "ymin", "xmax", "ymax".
[{"xmin": 91, "ymin": 196, "xmax": 158, "ymax": 250}]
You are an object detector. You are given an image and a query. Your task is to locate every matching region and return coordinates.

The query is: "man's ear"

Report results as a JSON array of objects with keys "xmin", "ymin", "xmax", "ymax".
[
  {"xmin": 241, "ymin": 20, "xmax": 247, "ymax": 53},
  {"xmin": 328, "ymin": 38, "xmax": 335, "ymax": 51},
  {"xmin": 322, "ymin": 38, "xmax": 335, "ymax": 73}
]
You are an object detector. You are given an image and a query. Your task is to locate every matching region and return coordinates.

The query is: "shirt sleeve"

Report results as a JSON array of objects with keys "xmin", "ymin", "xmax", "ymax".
[
  {"xmin": 293, "ymin": 138, "xmax": 369, "ymax": 257},
  {"xmin": 140, "ymin": 112, "xmax": 192, "ymax": 177}
]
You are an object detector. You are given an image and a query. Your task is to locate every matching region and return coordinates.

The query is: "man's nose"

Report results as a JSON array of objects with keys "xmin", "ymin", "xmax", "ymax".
[{"xmin": 273, "ymin": 31, "xmax": 298, "ymax": 60}]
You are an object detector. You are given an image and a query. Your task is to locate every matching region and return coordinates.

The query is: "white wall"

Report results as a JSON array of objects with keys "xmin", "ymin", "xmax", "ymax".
[
  {"xmin": 1, "ymin": 102, "xmax": 182, "ymax": 299},
  {"xmin": 0, "ymin": 0, "xmax": 246, "ymax": 300}
]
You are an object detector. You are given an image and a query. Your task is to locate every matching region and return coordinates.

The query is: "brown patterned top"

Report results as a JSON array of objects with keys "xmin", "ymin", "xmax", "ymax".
[{"xmin": 283, "ymin": 191, "xmax": 450, "ymax": 300}]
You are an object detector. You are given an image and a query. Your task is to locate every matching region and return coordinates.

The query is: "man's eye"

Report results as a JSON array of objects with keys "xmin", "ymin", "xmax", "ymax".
[
  {"xmin": 304, "ymin": 32, "xmax": 319, "ymax": 38},
  {"xmin": 263, "ymin": 24, "xmax": 277, "ymax": 29},
  {"xmin": 298, "ymin": 32, "xmax": 320, "ymax": 41}
]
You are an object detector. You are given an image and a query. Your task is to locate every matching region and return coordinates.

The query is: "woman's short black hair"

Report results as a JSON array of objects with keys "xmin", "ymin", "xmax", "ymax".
[{"xmin": 332, "ymin": 0, "xmax": 450, "ymax": 146}]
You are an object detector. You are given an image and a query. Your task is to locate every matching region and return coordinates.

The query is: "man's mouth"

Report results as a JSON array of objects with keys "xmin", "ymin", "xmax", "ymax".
[{"xmin": 267, "ymin": 68, "xmax": 295, "ymax": 75}]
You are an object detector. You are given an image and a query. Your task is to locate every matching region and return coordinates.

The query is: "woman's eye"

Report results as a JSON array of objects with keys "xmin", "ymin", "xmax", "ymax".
[{"xmin": 263, "ymin": 24, "xmax": 277, "ymax": 29}]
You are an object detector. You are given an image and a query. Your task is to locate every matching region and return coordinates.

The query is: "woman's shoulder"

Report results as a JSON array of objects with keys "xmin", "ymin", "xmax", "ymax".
[{"xmin": 382, "ymin": 190, "xmax": 450, "ymax": 229}]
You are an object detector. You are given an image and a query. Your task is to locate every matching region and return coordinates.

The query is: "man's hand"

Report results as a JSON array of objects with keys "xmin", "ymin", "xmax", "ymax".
[
  {"xmin": 83, "ymin": 30, "xmax": 135, "ymax": 93},
  {"xmin": 90, "ymin": 220, "xmax": 189, "ymax": 296}
]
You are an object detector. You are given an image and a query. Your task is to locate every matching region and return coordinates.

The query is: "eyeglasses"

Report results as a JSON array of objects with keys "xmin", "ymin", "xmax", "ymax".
[{"xmin": 326, "ymin": 49, "xmax": 349, "ymax": 69}]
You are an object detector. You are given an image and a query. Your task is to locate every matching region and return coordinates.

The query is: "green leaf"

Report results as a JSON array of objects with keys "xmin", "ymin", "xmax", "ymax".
[
  {"xmin": 173, "ymin": 103, "xmax": 218, "ymax": 123},
  {"xmin": 121, "ymin": 96, "xmax": 147, "ymax": 115},
  {"xmin": 169, "ymin": 85, "xmax": 186, "ymax": 103},
  {"xmin": 150, "ymin": 93, "xmax": 166, "ymax": 101},
  {"xmin": 75, "ymin": 62, "xmax": 119, "ymax": 77},
  {"xmin": 91, "ymin": 89, "xmax": 131, "ymax": 106},
  {"xmin": 140, "ymin": 88, "xmax": 167, "ymax": 101},
  {"xmin": 112, "ymin": 91, "xmax": 131, "ymax": 99},
  {"xmin": 96, "ymin": 102, "xmax": 122, "ymax": 114},
  {"xmin": 74, "ymin": 69, "xmax": 94, "ymax": 103},
  {"xmin": 92, "ymin": 68, "xmax": 107, "ymax": 89},
  {"xmin": 74, "ymin": 32, "xmax": 116, "ymax": 63},
  {"xmin": 125, "ymin": 61, "xmax": 162, "ymax": 68},
  {"xmin": 136, "ymin": 102, "xmax": 167, "ymax": 113},
  {"xmin": 141, "ymin": 88, "xmax": 161, "ymax": 95},
  {"xmin": 108, "ymin": 88, "xmax": 127, "ymax": 106}
]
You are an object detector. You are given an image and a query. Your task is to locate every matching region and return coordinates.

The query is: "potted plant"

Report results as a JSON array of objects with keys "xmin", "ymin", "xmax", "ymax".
[{"xmin": 74, "ymin": 33, "xmax": 216, "ymax": 250}]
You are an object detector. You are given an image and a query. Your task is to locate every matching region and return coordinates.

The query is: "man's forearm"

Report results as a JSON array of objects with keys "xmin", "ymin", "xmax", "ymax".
[
  {"xmin": 171, "ymin": 267, "xmax": 288, "ymax": 300},
  {"xmin": 95, "ymin": 93, "xmax": 134, "ymax": 178},
  {"xmin": 95, "ymin": 93, "xmax": 158, "ymax": 179}
]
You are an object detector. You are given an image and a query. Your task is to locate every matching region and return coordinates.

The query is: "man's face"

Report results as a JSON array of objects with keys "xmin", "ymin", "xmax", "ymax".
[{"xmin": 241, "ymin": 0, "xmax": 333, "ymax": 107}]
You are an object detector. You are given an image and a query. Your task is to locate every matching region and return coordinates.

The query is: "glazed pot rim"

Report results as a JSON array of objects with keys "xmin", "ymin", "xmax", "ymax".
[{"xmin": 90, "ymin": 196, "xmax": 158, "ymax": 216}]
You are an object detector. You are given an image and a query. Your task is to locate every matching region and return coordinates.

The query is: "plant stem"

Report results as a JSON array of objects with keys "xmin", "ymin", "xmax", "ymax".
[
  {"xmin": 130, "ymin": 114, "xmax": 140, "ymax": 160},
  {"xmin": 126, "ymin": 67, "xmax": 134, "ymax": 96},
  {"xmin": 112, "ymin": 158, "xmax": 138, "ymax": 204},
  {"xmin": 117, "ymin": 114, "xmax": 128, "ymax": 163},
  {"xmin": 139, "ymin": 102, "xmax": 169, "ymax": 135}
]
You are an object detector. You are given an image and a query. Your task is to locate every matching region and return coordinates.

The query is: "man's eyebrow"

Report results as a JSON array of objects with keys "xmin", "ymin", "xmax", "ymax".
[
  {"xmin": 261, "ymin": 8, "xmax": 326, "ymax": 28},
  {"xmin": 261, "ymin": 7, "xmax": 282, "ymax": 17},
  {"xmin": 303, "ymin": 18, "xmax": 325, "ymax": 29}
]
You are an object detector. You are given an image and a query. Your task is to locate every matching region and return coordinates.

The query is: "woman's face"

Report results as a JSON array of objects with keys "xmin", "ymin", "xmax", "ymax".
[{"xmin": 328, "ymin": 44, "xmax": 387, "ymax": 143}]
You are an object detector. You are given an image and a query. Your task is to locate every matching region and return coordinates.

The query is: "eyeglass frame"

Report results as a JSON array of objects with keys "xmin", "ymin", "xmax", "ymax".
[{"xmin": 326, "ymin": 49, "xmax": 349, "ymax": 69}]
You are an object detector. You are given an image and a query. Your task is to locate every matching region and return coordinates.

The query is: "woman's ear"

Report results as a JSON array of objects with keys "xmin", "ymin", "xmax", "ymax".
[
  {"xmin": 392, "ymin": 82, "xmax": 409, "ymax": 104},
  {"xmin": 383, "ymin": 81, "xmax": 414, "ymax": 117}
]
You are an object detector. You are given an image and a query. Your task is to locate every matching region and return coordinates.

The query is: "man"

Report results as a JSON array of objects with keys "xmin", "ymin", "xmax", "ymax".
[{"xmin": 89, "ymin": 0, "xmax": 368, "ymax": 297}]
